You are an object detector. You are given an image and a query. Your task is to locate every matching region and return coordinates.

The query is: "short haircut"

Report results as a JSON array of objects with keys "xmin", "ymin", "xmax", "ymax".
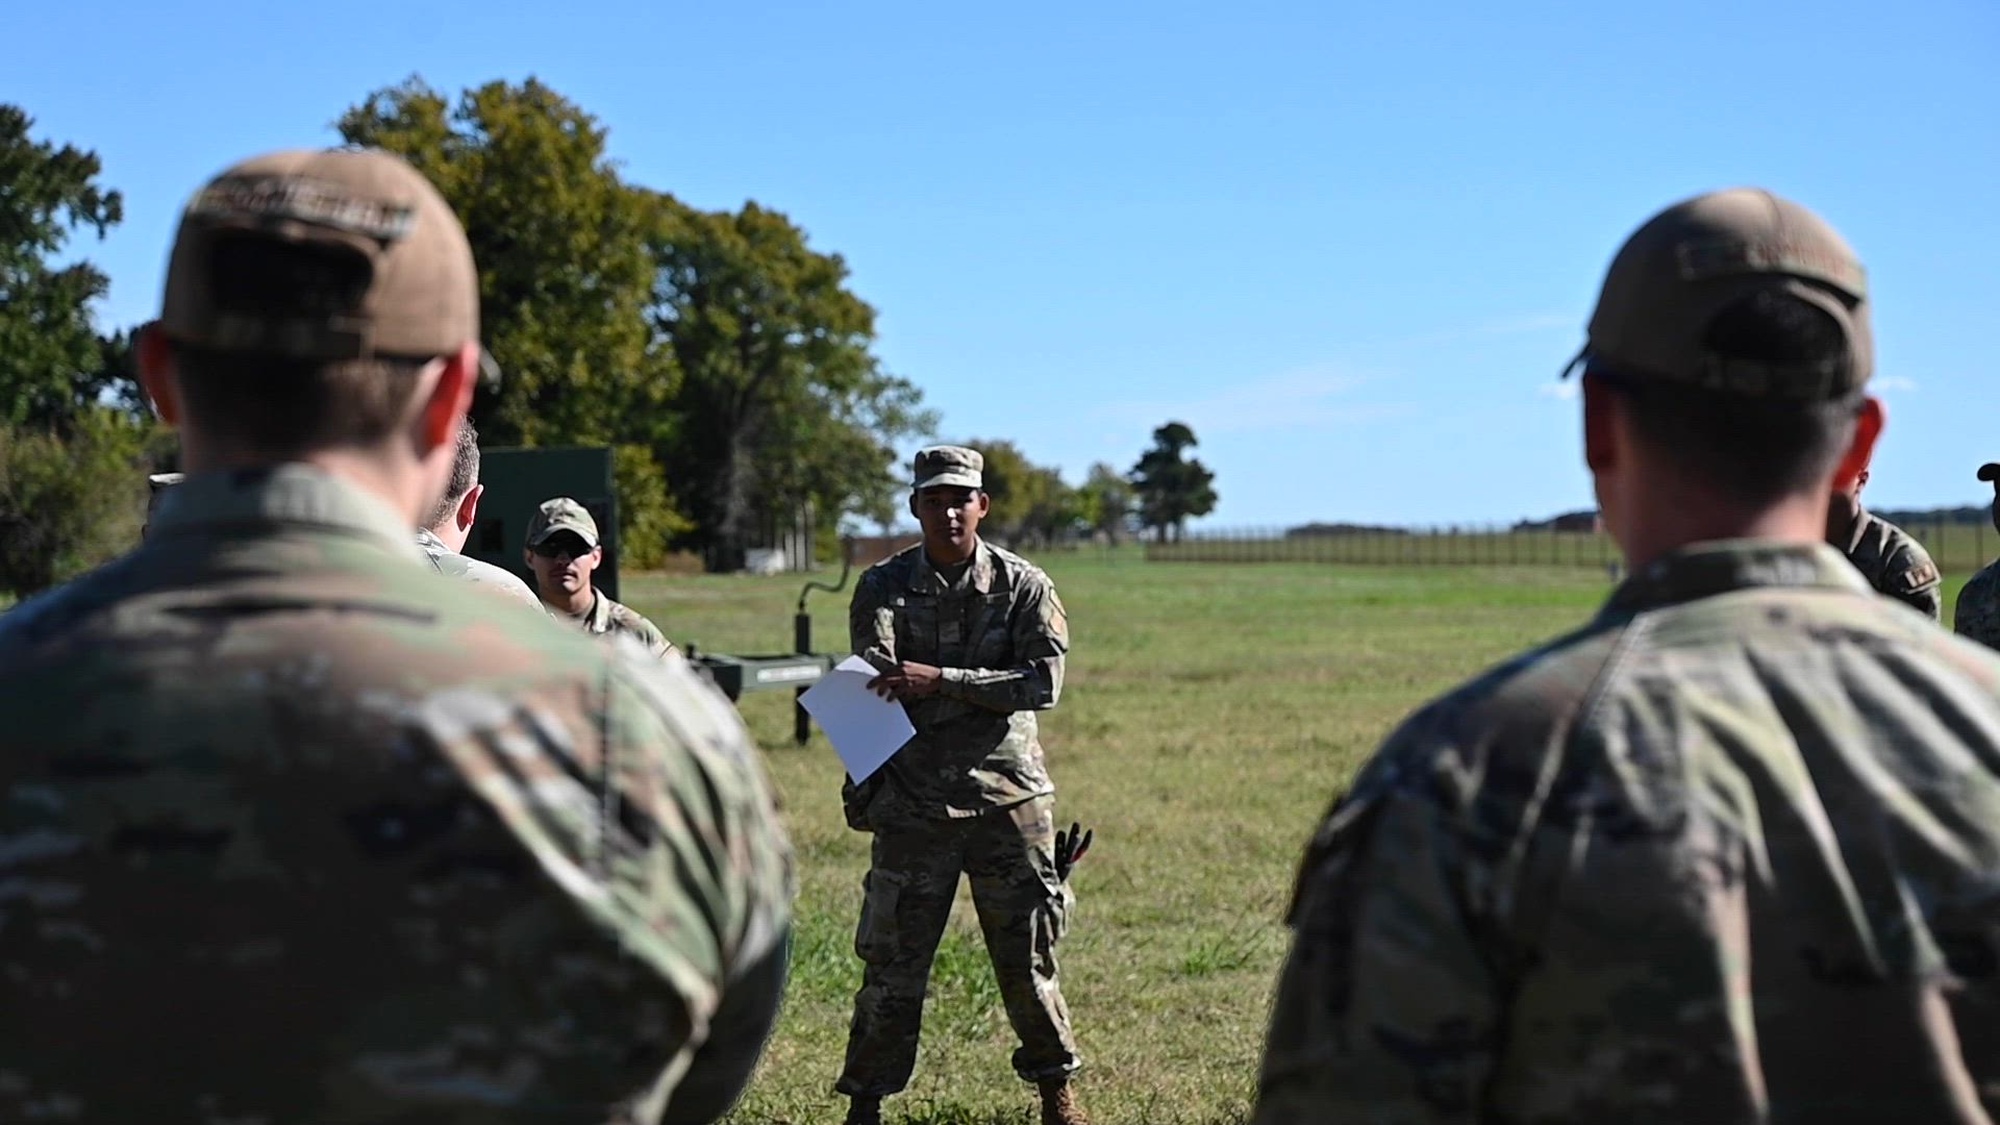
[
  {"xmin": 166, "ymin": 236, "xmax": 439, "ymax": 456},
  {"xmin": 424, "ymin": 419, "xmax": 481, "ymax": 529},
  {"xmin": 1593, "ymin": 290, "xmax": 1865, "ymax": 504}
]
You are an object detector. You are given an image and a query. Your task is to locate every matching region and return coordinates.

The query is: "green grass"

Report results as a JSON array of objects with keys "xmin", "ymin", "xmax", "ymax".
[
  {"xmin": 622, "ymin": 555, "xmax": 1992, "ymax": 1124},
  {"xmin": 621, "ymin": 555, "xmax": 1635, "ymax": 1125}
]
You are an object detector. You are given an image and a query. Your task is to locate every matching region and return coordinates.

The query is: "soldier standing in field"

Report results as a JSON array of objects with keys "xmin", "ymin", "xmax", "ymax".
[
  {"xmin": 1256, "ymin": 188, "xmax": 2000, "ymax": 1124},
  {"xmin": 837, "ymin": 445, "xmax": 1088, "ymax": 1125},
  {"xmin": 417, "ymin": 418, "xmax": 546, "ymax": 613},
  {"xmin": 524, "ymin": 495, "xmax": 676, "ymax": 656},
  {"xmin": 1824, "ymin": 463, "xmax": 1941, "ymax": 618},
  {"xmin": 1955, "ymin": 461, "xmax": 2000, "ymax": 648},
  {"xmin": 0, "ymin": 147, "xmax": 793, "ymax": 1123}
]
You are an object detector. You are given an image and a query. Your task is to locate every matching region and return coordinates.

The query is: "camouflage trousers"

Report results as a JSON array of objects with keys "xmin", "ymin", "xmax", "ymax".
[{"xmin": 835, "ymin": 795, "xmax": 1081, "ymax": 1097}]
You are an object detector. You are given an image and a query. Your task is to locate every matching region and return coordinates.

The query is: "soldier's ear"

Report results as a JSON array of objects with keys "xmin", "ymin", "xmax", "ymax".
[
  {"xmin": 1832, "ymin": 397, "xmax": 1885, "ymax": 495},
  {"xmin": 456, "ymin": 483, "xmax": 483, "ymax": 532},
  {"xmin": 136, "ymin": 323, "xmax": 182, "ymax": 426},
  {"xmin": 1580, "ymin": 372, "xmax": 1619, "ymax": 476}
]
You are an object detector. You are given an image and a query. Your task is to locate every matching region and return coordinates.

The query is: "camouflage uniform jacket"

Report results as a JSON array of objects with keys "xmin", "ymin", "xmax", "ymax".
[
  {"xmin": 0, "ymin": 465, "xmax": 794, "ymax": 1124},
  {"xmin": 1958, "ymin": 559, "xmax": 2000, "ymax": 651},
  {"xmin": 1837, "ymin": 505, "xmax": 1942, "ymax": 620},
  {"xmin": 414, "ymin": 525, "xmax": 548, "ymax": 615},
  {"xmin": 566, "ymin": 589, "xmax": 676, "ymax": 659},
  {"xmin": 847, "ymin": 539, "xmax": 1069, "ymax": 820},
  {"xmin": 1257, "ymin": 540, "xmax": 2000, "ymax": 1125}
]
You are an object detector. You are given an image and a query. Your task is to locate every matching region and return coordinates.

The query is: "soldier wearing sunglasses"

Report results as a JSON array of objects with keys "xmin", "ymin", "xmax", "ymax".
[{"xmin": 524, "ymin": 495, "xmax": 675, "ymax": 658}]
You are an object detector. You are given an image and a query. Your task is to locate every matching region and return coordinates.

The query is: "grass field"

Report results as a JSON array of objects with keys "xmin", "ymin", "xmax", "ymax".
[{"xmin": 616, "ymin": 557, "xmax": 1988, "ymax": 1125}]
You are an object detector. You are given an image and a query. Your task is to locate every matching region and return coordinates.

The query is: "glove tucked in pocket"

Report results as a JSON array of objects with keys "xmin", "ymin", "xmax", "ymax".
[{"xmin": 854, "ymin": 868, "xmax": 905, "ymax": 964}]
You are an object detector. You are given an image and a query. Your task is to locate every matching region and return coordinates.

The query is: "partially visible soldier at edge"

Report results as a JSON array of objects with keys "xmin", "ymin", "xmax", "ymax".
[
  {"xmin": 837, "ymin": 445, "xmax": 1089, "ymax": 1125},
  {"xmin": 1824, "ymin": 461, "xmax": 1941, "ymax": 619},
  {"xmin": 417, "ymin": 417, "xmax": 547, "ymax": 614},
  {"xmin": 0, "ymin": 147, "xmax": 793, "ymax": 1124},
  {"xmin": 1255, "ymin": 188, "xmax": 2000, "ymax": 1125},
  {"xmin": 1955, "ymin": 460, "xmax": 2000, "ymax": 648},
  {"xmin": 524, "ymin": 495, "xmax": 677, "ymax": 657}
]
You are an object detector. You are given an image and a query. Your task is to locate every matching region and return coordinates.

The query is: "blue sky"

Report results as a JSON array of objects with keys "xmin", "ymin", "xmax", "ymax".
[{"xmin": 11, "ymin": 0, "xmax": 1997, "ymax": 528}]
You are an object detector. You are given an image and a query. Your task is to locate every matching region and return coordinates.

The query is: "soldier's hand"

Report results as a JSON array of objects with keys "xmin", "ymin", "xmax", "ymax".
[
  {"xmin": 866, "ymin": 661, "xmax": 944, "ymax": 700},
  {"xmin": 1054, "ymin": 821, "xmax": 1093, "ymax": 882}
]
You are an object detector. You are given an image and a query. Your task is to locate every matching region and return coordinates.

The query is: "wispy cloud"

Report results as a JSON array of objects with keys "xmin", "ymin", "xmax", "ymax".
[
  {"xmin": 1093, "ymin": 366, "xmax": 1411, "ymax": 435},
  {"xmin": 1536, "ymin": 381, "xmax": 1580, "ymax": 401},
  {"xmin": 1875, "ymin": 375, "xmax": 1919, "ymax": 394}
]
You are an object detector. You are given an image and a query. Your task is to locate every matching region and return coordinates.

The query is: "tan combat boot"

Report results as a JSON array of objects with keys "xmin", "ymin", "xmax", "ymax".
[
  {"xmin": 843, "ymin": 1095, "xmax": 882, "ymax": 1125},
  {"xmin": 1038, "ymin": 1079, "xmax": 1090, "ymax": 1125}
]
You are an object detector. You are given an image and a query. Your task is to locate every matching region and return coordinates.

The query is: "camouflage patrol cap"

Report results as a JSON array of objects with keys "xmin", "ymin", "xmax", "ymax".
[
  {"xmin": 159, "ymin": 147, "xmax": 497, "ymax": 384},
  {"xmin": 526, "ymin": 497, "xmax": 600, "ymax": 550},
  {"xmin": 1564, "ymin": 188, "xmax": 1871, "ymax": 398},
  {"xmin": 913, "ymin": 446, "xmax": 983, "ymax": 491}
]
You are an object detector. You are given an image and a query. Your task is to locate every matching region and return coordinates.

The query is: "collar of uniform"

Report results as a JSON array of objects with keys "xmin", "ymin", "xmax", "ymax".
[
  {"xmin": 912, "ymin": 539, "xmax": 995, "ymax": 594},
  {"xmin": 582, "ymin": 589, "xmax": 614, "ymax": 632},
  {"xmin": 413, "ymin": 525, "xmax": 450, "ymax": 556},
  {"xmin": 1841, "ymin": 505, "xmax": 1873, "ymax": 555},
  {"xmin": 1600, "ymin": 539, "xmax": 1870, "ymax": 618},
  {"xmin": 149, "ymin": 463, "xmax": 424, "ymax": 562}
]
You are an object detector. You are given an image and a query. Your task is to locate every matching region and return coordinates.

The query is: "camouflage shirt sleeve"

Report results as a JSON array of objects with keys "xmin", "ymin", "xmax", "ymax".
[
  {"xmin": 418, "ymin": 648, "xmax": 795, "ymax": 1121},
  {"xmin": 849, "ymin": 566, "xmax": 898, "ymax": 669},
  {"xmin": 1955, "ymin": 566, "xmax": 2000, "ymax": 650},
  {"xmin": 1254, "ymin": 724, "xmax": 1507, "ymax": 1124},
  {"xmin": 1884, "ymin": 542, "xmax": 1943, "ymax": 621},
  {"xmin": 937, "ymin": 570, "xmax": 1068, "ymax": 713}
]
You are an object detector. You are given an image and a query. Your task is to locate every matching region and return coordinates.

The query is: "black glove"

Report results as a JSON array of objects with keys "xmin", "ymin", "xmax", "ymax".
[{"xmin": 1054, "ymin": 821, "xmax": 1093, "ymax": 882}]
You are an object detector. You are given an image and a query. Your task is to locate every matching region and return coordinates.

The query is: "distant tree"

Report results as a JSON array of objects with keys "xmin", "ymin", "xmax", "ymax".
[
  {"xmin": 1131, "ymin": 421, "xmax": 1218, "ymax": 542},
  {"xmin": 960, "ymin": 440, "xmax": 1087, "ymax": 548},
  {"xmin": 650, "ymin": 197, "xmax": 933, "ymax": 570},
  {"xmin": 1080, "ymin": 461, "xmax": 1136, "ymax": 544},
  {"xmin": 0, "ymin": 104, "xmax": 125, "ymax": 429}
]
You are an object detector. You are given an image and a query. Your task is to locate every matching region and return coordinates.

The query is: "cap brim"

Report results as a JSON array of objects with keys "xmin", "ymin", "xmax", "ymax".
[
  {"xmin": 1978, "ymin": 462, "xmax": 2000, "ymax": 483},
  {"xmin": 529, "ymin": 521, "xmax": 599, "ymax": 549},
  {"xmin": 914, "ymin": 472, "xmax": 982, "ymax": 491}
]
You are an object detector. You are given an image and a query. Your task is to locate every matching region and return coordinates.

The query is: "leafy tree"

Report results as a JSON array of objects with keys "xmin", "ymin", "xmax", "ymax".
[
  {"xmin": 962, "ymin": 439, "xmax": 1086, "ymax": 548},
  {"xmin": 0, "ymin": 407, "xmax": 156, "ymax": 597},
  {"xmin": 0, "ymin": 104, "xmax": 125, "ymax": 429},
  {"xmin": 1080, "ymin": 461, "xmax": 1136, "ymax": 544},
  {"xmin": 649, "ymin": 196, "xmax": 933, "ymax": 570},
  {"xmin": 337, "ymin": 78, "xmax": 671, "ymax": 449},
  {"xmin": 336, "ymin": 77, "xmax": 686, "ymax": 551},
  {"xmin": 1131, "ymin": 421, "xmax": 1218, "ymax": 542}
]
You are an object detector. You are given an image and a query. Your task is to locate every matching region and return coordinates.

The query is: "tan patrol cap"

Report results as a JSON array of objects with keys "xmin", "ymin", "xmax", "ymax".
[
  {"xmin": 912, "ymin": 445, "xmax": 983, "ymax": 491},
  {"xmin": 526, "ymin": 497, "xmax": 600, "ymax": 550},
  {"xmin": 159, "ymin": 147, "xmax": 494, "ymax": 381},
  {"xmin": 1564, "ymin": 188, "xmax": 1871, "ymax": 398}
]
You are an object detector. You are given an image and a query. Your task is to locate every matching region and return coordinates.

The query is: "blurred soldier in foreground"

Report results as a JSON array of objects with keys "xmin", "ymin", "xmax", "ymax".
[
  {"xmin": 1256, "ymin": 189, "xmax": 2000, "ymax": 1124},
  {"xmin": 0, "ymin": 147, "xmax": 792, "ymax": 1124},
  {"xmin": 1956, "ymin": 461, "xmax": 2000, "ymax": 648},
  {"xmin": 416, "ymin": 418, "xmax": 546, "ymax": 613},
  {"xmin": 1824, "ymin": 462, "xmax": 1940, "ymax": 618},
  {"xmin": 524, "ymin": 495, "xmax": 676, "ymax": 657},
  {"xmin": 837, "ymin": 446, "xmax": 1088, "ymax": 1125}
]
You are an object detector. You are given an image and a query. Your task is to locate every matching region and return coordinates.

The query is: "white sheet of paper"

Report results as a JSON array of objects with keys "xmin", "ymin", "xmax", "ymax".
[{"xmin": 798, "ymin": 655, "xmax": 916, "ymax": 783}]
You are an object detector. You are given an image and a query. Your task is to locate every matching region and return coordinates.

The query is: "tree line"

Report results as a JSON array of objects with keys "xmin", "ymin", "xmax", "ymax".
[{"xmin": 0, "ymin": 84, "xmax": 1220, "ymax": 597}]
